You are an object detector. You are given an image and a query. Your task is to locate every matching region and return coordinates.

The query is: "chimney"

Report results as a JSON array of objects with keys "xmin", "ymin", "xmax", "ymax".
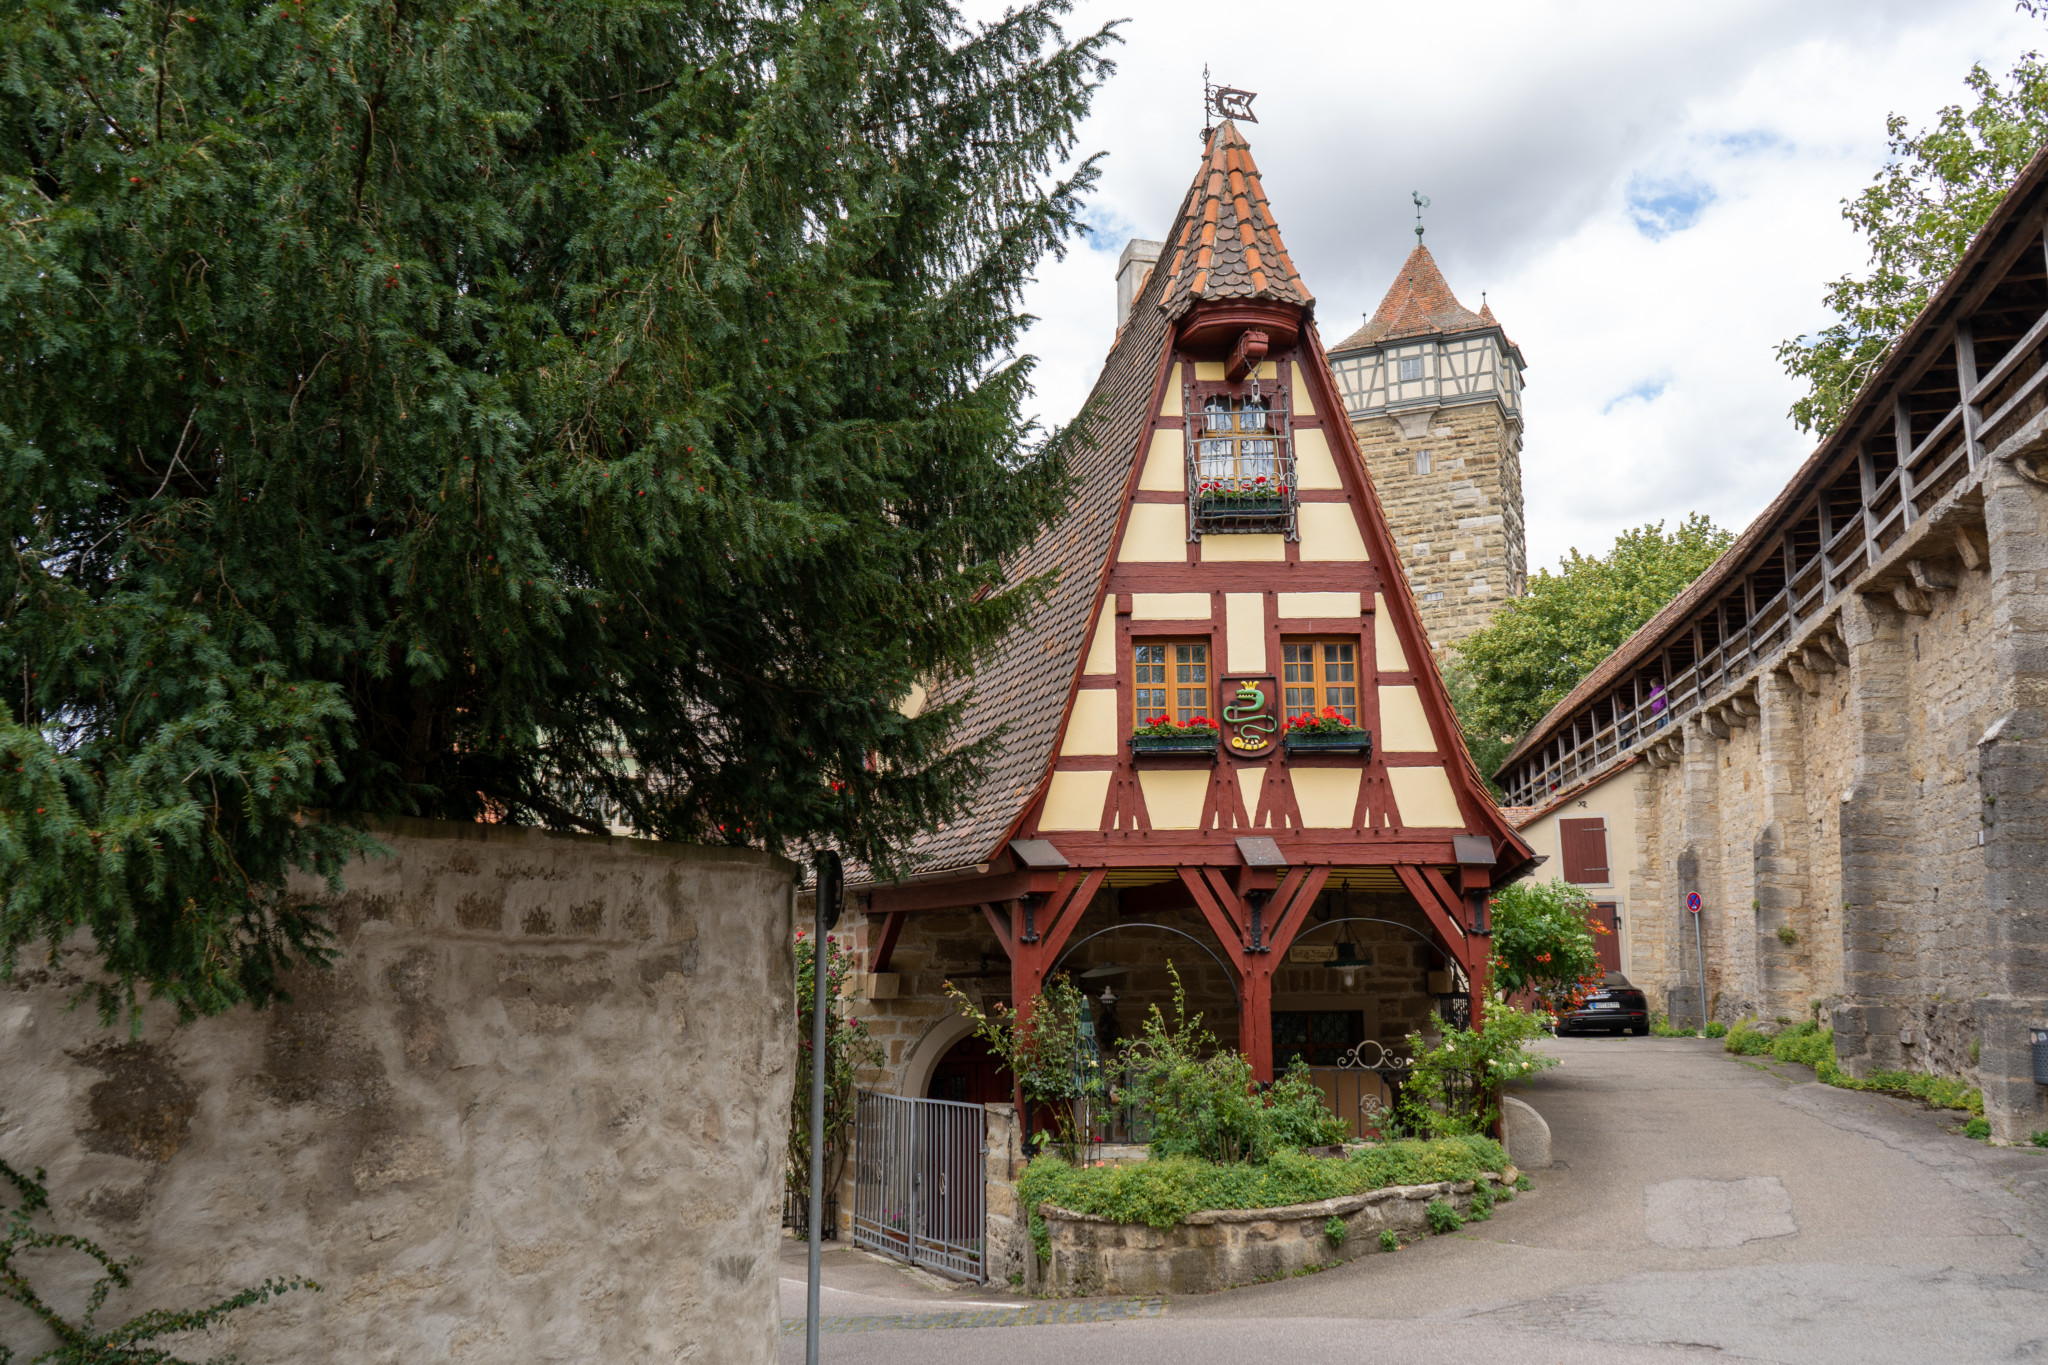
[{"xmin": 1116, "ymin": 238, "xmax": 1164, "ymax": 327}]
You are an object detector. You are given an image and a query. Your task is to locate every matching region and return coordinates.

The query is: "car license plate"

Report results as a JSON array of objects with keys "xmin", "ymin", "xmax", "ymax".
[{"xmin": 1588, "ymin": 1001, "xmax": 1619, "ymax": 1011}]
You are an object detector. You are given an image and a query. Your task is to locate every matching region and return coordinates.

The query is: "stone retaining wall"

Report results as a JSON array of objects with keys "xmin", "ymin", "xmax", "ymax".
[
  {"xmin": 0, "ymin": 819, "xmax": 796, "ymax": 1363},
  {"xmin": 1037, "ymin": 1169, "xmax": 1517, "ymax": 1296}
]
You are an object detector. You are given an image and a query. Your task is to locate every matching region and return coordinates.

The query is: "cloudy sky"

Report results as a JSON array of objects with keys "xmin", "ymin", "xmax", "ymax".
[{"xmin": 1000, "ymin": 0, "xmax": 2043, "ymax": 572}]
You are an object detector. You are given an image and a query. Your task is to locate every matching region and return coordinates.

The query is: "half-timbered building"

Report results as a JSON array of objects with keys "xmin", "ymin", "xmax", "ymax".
[{"xmin": 837, "ymin": 119, "xmax": 1535, "ymax": 1120}]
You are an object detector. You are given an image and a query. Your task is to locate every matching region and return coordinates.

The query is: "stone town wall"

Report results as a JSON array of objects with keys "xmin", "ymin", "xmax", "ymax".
[
  {"xmin": 1621, "ymin": 453, "xmax": 2048, "ymax": 1140},
  {"xmin": 0, "ymin": 820, "xmax": 796, "ymax": 1364},
  {"xmin": 1348, "ymin": 400, "xmax": 1526, "ymax": 652}
]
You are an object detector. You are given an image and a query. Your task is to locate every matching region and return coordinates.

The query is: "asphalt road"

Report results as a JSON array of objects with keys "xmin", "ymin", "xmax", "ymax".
[{"xmin": 779, "ymin": 1036, "xmax": 2048, "ymax": 1363}]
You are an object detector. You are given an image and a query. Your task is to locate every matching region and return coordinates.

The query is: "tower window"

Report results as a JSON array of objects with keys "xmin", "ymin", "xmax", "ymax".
[
  {"xmin": 1197, "ymin": 395, "xmax": 1277, "ymax": 485},
  {"xmin": 1397, "ymin": 355, "xmax": 1424, "ymax": 382},
  {"xmin": 1414, "ymin": 449, "xmax": 1432, "ymax": 475}
]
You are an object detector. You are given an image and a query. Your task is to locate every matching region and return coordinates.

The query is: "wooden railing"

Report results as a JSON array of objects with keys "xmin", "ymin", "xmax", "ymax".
[{"xmin": 1499, "ymin": 216, "xmax": 2047, "ymax": 809}]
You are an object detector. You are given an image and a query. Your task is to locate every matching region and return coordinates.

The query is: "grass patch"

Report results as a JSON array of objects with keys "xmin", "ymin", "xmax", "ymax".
[
  {"xmin": 1648, "ymin": 1013, "xmax": 1699, "ymax": 1038},
  {"xmin": 1016, "ymin": 1136, "xmax": 1507, "ymax": 1260},
  {"xmin": 1724, "ymin": 1019, "xmax": 1982, "ymax": 1114}
]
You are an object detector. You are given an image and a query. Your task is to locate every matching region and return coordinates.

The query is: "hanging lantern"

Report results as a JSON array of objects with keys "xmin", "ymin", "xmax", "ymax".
[{"xmin": 1330, "ymin": 941, "xmax": 1368, "ymax": 992}]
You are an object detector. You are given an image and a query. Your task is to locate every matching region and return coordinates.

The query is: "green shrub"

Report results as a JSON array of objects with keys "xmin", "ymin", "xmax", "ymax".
[
  {"xmin": 1425, "ymin": 1198, "xmax": 1462, "ymax": 1233},
  {"xmin": 1704, "ymin": 1020, "xmax": 1728, "ymax": 1038},
  {"xmin": 1014, "ymin": 1135, "xmax": 1509, "ymax": 1260},
  {"xmin": 1115, "ymin": 966, "xmax": 1348, "ymax": 1163},
  {"xmin": 2029, "ymin": 1131, "xmax": 2048, "ymax": 1148},
  {"xmin": 1724, "ymin": 1019, "xmax": 1983, "ymax": 1113},
  {"xmin": 1488, "ymin": 880, "xmax": 1604, "ymax": 1007},
  {"xmin": 1397, "ymin": 1007, "xmax": 1557, "ymax": 1137},
  {"xmin": 0, "ymin": 1160, "xmax": 315, "ymax": 1362},
  {"xmin": 1775, "ymin": 925, "xmax": 1799, "ymax": 946},
  {"xmin": 1323, "ymin": 1215, "xmax": 1347, "ymax": 1248},
  {"xmin": 1468, "ymin": 1181, "xmax": 1495, "ymax": 1221},
  {"xmin": 1964, "ymin": 1116, "xmax": 1991, "ymax": 1140},
  {"xmin": 1649, "ymin": 1013, "xmax": 1698, "ymax": 1037},
  {"xmin": 1515, "ymin": 1173, "xmax": 1533, "ymax": 1191},
  {"xmin": 1378, "ymin": 1229, "xmax": 1399, "ymax": 1252}
]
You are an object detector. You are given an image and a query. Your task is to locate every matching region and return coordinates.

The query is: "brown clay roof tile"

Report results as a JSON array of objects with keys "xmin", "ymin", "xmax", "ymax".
[
  {"xmin": 1158, "ymin": 122, "xmax": 1311, "ymax": 320},
  {"xmin": 1330, "ymin": 244, "xmax": 1489, "ymax": 352}
]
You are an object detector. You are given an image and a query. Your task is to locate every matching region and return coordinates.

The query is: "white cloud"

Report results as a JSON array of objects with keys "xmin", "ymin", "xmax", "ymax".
[{"xmin": 996, "ymin": 0, "xmax": 2042, "ymax": 570}]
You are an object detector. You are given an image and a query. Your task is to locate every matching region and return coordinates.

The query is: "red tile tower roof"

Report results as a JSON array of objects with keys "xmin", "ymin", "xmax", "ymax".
[
  {"xmin": 1331, "ymin": 244, "xmax": 1490, "ymax": 351},
  {"xmin": 1158, "ymin": 121, "xmax": 1313, "ymax": 320}
]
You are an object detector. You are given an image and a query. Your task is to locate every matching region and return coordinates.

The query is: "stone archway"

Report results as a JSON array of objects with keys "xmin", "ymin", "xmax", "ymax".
[{"xmin": 900, "ymin": 1009, "xmax": 977, "ymax": 1099}]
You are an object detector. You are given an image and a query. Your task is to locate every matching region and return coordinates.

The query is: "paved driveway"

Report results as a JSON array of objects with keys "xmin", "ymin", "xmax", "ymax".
[{"xmin": 780, "ymin": 1036, "xmax": 2048, "ymax": 1363}]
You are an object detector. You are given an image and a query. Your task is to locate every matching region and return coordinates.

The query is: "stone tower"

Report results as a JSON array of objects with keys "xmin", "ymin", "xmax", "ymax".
[{"xmin": 1326, "ymin": 245, "xmax": 1526, "ymax": 653}]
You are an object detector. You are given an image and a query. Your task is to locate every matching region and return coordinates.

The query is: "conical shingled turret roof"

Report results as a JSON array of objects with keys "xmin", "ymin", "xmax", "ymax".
[
  {"xmin": 1332, "ymin": 243, "xmax": 1488, "ymax": 350},
  {"xmin": 1158, "ymin": 121, "xmax": 1313, "ymax": 319}
]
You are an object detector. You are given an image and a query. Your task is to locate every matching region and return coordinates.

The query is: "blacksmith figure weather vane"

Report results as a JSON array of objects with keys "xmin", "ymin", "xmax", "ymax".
[{"xmin": 1202, "ymin": 66, "xmax": 1258, "ymax": 138}]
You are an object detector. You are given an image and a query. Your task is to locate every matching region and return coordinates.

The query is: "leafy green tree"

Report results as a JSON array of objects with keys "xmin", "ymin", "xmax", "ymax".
[
  {"xmin": 1777, "ymin": 42, "xmax": 2048, "ymax": 436},
  {"xmin": 1454, "ymin": 515, "xmax": 1733, "ymax": 750},
  {"xmin": 1, "ymin": 0, "xmax": 1115, "ymax": 1022}
]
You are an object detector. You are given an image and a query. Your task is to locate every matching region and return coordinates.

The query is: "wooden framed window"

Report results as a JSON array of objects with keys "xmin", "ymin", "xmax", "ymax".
[
  {"xmin": 1559, "ymin": 817, "xmax": 1610, "ymax": 884},
  {"xmin": 1134, "ymin": 642, "xmax": 1209, "ymax": 723},
  {"xmin": 1280, "ymin": 639, "xmax": 1358, "ymax": 723},
  {"xmin": 1196, "ymin": 395, "xmax": 1278, "ymax": 486}
]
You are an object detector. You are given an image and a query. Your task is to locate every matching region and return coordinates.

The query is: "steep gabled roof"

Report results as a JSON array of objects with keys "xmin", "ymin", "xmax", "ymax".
[
  {"xmin": 1159, "ymin": 121, "xmax": 1313, "ymax": 319},
  {"xmin": 1331, "ymin": 243, "xmax": 1488, "ymax": 351},
  {"xmin": 899, "ymin": 192, "xmax": 1191, "ymax": 874}
]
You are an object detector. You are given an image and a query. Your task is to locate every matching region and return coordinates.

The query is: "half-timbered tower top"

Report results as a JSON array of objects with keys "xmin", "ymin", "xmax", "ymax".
[{"xmin": 1328, "ymin": 245, "xmax": 1525, "ymax": 428}]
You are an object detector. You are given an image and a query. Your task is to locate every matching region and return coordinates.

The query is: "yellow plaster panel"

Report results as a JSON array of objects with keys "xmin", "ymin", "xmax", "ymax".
[
  {"xmin": 1298, "ymin": 503, "xmax": 1370, "ymax": 561},
  {"xmin": 897, "ymin": 681, "xmax": 928, "ymax": 719},
  {"xmin": 1131, "ymin": 592, "xmax": 1211, "ymax": 621},
  {"xmin": 1161, "ymin": 364, "xmax": 1183, "ymax": 416},
  {"xmin": 1293, "ymin": 428, "xmax": 1343, "ymax": 490},
  {"xmin": 1291, "ymin": 767, "xmax": 1362, "ymax": 828},
  {"xmin": 1059, "ymin": 687, "xmax": 1119, "ymax": 756},
  {"xmin": 1039, "ymin": 770, "xmax": 1111, "ymax": 831},
  {"xmin": 1139, "ymin": 429, "xmax": 1185, "ymax": 491},
  {"xmin": 1290, "ymin": 363, "xmax": 1316, "ymax": 416},
  {"xmin": 1378, "ymin": 686, "xmax": 1437, "ymax": 752},
  {"xmin": 1137, "ymin": 769, "xmax": 1209, "ymax": 831},
  {"xmin": 1193, "ymin": 361, "xmax": 1226, "ymax": 380},
  {"xmin": 1277, "ymin": 591, "xmax": 1361, "ymax": 619},
  {"xmin": 1388, "ymin": 766, "xmax": 1463, "ymax": 828},
  {"xmin": 1373, "ymin": 594, "xmax": 1408, "ymax": 672},
  {"xmin": 1118, "ymin": 503, "xmax": 1187, "ymax": 562},
  {"xmin": 1200, "ymin": 534, "xmax": 1286, "ymax": 563},
  {"xmin": 1225, "ymin": 593, "xmax": 1267, "ymax": 673},
  {"xmin": 1236, "ymin": 766, "xmax": 1264, "ymax": 820},
  {"xmin": 1083, "ymin": 611, "xmax": 1116, "ymax": 676}
]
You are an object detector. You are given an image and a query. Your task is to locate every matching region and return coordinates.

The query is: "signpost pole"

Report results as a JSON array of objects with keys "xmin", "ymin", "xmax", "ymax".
[
  {"xmin": 806, "ymin": 852, "xmax": 843, "ymax": 1365},
  {"xmin": 1686, "ymin": 892, "xmax": 1706, "ymax": 1036}
]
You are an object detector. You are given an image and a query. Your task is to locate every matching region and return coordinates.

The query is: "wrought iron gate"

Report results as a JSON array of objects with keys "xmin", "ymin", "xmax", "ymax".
[{"xmin": 849, "ymin": 1091, "xmax": 987, "ymax": 1281}]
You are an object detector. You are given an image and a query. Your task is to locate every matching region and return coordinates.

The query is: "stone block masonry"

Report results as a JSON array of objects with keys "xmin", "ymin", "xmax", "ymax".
[
  {"xmin": 1350, "ymin": 401, "xmax": 1526, "ymax": 653},
  {"xmin": 1622, "ymin": 452, "xmax": 2048, "ymax": 1141},
  {"xmin": 0, "ymin": 819, "xmax": 797, "ymax": 1363}
]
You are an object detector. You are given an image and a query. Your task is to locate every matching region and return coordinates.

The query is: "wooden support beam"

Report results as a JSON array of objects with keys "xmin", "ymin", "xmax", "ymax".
[
  {"xmin": 1394, "ymin": 864, "xmax": 1471, "ymax": 972},
  {"xmin": 868, "ymin": 912, "xmax": 906, "ymax": 973}
]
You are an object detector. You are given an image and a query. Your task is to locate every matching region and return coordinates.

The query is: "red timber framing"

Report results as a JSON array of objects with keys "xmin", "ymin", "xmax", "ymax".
[{"xmin": 852, "ymin": 119, "xmax": 1534, "ymax": 1087}]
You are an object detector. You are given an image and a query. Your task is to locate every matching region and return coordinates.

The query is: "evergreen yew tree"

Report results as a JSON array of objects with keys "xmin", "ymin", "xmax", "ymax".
[{"xmin": 0, "ymin": 0, "xmax": 1116, "ymax": 1022}]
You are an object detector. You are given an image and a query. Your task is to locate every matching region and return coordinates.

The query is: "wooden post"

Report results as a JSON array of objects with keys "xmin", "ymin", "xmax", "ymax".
[{"xmin": 1180, "ymin": 865, "xmax": 1330, "ymax": 1082}]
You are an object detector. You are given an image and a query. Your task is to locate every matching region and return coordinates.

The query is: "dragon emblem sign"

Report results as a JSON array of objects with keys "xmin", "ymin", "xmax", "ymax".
[{"xmin": 1222, "ymin": 678, "xmax": 1277, "ymax": 758}]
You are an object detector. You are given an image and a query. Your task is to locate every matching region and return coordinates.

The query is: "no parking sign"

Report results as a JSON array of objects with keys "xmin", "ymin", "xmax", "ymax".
[{"xmin": 1686, "ymin": 892, "xmax": 1702, "ymax": 914}]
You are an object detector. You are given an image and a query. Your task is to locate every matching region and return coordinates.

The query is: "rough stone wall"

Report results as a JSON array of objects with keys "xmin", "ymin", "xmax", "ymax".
[
  {"xmin": 0, "ymin": 820, "xmax": 795, "ymax": 1364},
  {"xmin": 1349, "ymin": 400, "xmax": 1526, "ymax": 652},
  {"xmin": 1619, "ymin": 460, "xmax": 2048, "ymax": 1138}
]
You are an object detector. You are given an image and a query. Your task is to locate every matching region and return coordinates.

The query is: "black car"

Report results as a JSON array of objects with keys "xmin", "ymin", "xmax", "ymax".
[{"xmin": 1556, "ymin": 973, "xmax": 1649, "ymax": 1036}]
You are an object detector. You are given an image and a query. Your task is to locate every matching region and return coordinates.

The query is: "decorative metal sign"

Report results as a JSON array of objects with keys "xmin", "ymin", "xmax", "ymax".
[
  {"xmin": 1289, "ymin": 944, "xmax": 1337, "ymax": 964},
  {"xmin": 1222, "ymin": 677, "xmax": 1277, "ymax": 758}
]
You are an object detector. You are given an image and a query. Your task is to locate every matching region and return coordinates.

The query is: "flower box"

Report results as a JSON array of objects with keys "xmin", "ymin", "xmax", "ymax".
[
  {"xmin": 1196, "ymin": 495, "xmax": 1288, "ymax": 520},
  {"xmin": 1285, "ymin": 729, "xmax": 1372, "ymax": 758},
  {"xmin": 1130, "ymin": 733, "xmax": 1221, "ymax": 757}
]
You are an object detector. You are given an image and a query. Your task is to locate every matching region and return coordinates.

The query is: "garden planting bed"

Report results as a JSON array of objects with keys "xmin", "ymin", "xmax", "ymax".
[
  {"xmin": 1010, "ymin": 1137, "xmax": 1522, "ymax": 1297},
  {"xmin": 1037, "ymin": 1169, "xmax": 1518, "ymax": 1296}
]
